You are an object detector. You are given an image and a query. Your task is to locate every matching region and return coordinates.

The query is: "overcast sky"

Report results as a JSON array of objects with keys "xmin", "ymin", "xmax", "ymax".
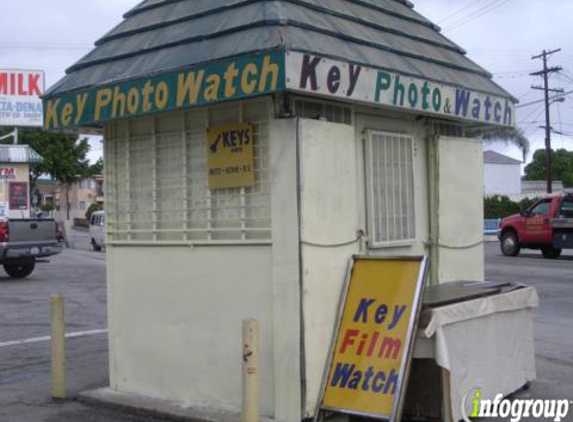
[{"xmin": 1, "ymin": 0, "xmax": 572, "ymax": 164}]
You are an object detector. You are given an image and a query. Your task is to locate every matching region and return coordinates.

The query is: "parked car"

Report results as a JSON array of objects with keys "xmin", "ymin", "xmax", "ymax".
[
  {"xmin": 89, "ymin": 210, "xmax": 105, "ymax": 251},
  {"xmin": 0, "ymin": 217, "xmax": 63, "ymax": 278},
  {"xmin": 498, "ymin": 194, "xmax": 573, "ymax": 258}
]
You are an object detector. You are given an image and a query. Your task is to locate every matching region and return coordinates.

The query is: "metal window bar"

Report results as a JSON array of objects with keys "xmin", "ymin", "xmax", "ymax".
[
  {"xmin": 125, "ymin": 121, "xmax": 132, "ymax": 242},
  {"xmin": 239, "ymin": 105, "xmax": 247, "ymax": 241},
  {"xmin": 106, "ymin": 104, "xmax": 271, "ymax": 243},
  {"xmin": 367, "ymin": 131, "xmax": 416, "ymax": 246},
  {"xmin": 181, "ymin": 113, "xmax": 189, "ymax": 242}
]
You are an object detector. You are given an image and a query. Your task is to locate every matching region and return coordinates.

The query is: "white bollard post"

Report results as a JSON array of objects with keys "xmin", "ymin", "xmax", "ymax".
[
  {"xmin": 51, "ymin": 294, "xmax": 66, "ymax": 399},
  {"xmin": 242, "ymin": 319, "xmax": 259, "ymax": 422}
]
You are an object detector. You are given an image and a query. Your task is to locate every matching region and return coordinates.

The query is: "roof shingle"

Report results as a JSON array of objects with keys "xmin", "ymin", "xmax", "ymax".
[{"xmin": 45, "ymin": 0, "xmax": 513, "ymax": 102}]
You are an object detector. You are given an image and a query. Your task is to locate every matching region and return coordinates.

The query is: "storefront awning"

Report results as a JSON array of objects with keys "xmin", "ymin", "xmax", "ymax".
[
  {"xmin": 0, "ymin": 145, "xmax": 44, "ymax": 164},
  {"xmin": 43, "ymin": 0, "xmax": 516, "ymax": 130}
]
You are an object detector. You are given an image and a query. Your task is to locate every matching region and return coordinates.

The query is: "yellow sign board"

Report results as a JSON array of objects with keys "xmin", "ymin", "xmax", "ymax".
[
  {"xmin": 317, "ymin": 256, "xmax": 428, "ymax": 421},
  {"xmin": 207, "ymin": 123, "xmax": 255, "ymax": 190}
]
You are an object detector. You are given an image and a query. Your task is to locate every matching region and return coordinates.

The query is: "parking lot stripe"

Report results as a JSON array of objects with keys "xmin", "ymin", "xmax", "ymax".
[{"xmin": 0, "ymin": 329, "xmax": 108, "ymax": 348}]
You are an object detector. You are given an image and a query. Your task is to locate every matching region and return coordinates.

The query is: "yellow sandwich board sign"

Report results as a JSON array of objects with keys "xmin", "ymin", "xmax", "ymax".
[
  {"xmin": 207, "ymin": 123, "xmax": 255, "ymax": 190},
  {"xmin": 316, "ymin": 256, "xmax": 428, "ymax": 422}
]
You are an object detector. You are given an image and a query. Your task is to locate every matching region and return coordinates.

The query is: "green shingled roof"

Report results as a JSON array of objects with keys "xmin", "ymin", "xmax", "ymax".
[
  {"xmin": 0, "ymin": 145, "xmax": 44, "ymax": 164},
  {"xmin": 45, "ymin": 0, "xmax": 513, "ymax": 101}
]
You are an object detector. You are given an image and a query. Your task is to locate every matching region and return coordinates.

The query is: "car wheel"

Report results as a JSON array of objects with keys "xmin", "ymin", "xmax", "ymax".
[
  {"xmin": 500, "ymin": 231, "xmax": 520, "ymax": 257},
  {"xmin": 91, "ymin": 238, "xmax": 102, "ymax": 252},
  {"xmin": 4, "ymin": 261, "xmax": 36, "ymax": 278},
  {"xmin": 541, "ymin": 246, "xmax": 562, "ymax": 259}
]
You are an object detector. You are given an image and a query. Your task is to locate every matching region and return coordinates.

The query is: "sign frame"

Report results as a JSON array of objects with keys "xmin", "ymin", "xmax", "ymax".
[{"xmin": 314, "ymin": 255, "xmax": 429, "ymax": 422}]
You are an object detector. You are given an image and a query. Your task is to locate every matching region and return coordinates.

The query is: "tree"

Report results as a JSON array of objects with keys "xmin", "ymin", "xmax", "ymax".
[
  {"xmin": 524, "ymin": 148, "xmax": 573, "ymax": 187},
  {"xmin": 468, "ymin": 126, "xmax": 530, "ymax": 162},
  {"xmin": 0, "ymin": 127, "xmax": 102, "ymax": 219},
  {"xmin": 85, "ymin": 202, "xmax": 103, "ymax": 221}
]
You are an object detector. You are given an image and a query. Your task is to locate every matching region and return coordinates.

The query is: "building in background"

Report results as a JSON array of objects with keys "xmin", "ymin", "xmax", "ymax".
[
  {"xmin": 483, "ymin": 150, "xmax": 522, "ymax": 196},
  {"xmin": 38, "ymin": 175, "xmax": 104, "ymax": 221},
  {"xmin": 36, "ymin": 178, "xmax": 59, "ymax": 209},
  {"xmin": 520, "ymin": 180, "xmax": 565, "ymax": 199}
]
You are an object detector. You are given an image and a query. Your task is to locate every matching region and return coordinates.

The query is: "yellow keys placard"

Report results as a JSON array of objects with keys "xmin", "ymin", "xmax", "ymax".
[{"xmin": 207, "ymin": 123, "xmax": 254, "ymax": 190}]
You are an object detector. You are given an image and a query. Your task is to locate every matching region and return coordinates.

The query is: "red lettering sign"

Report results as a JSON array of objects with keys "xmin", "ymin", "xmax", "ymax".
[
  {"xmin": 0, "ymin": 71, "xmax": 43, "ymax": 96},
  {"xmin": 0, "ymin": 168, "xmax": 16, "ymax": 179}
]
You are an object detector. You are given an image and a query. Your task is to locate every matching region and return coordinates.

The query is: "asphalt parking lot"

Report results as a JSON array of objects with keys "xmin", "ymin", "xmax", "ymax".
[{"xmin": 0, "ymin": 240, "xmax": 571, "ymax": 422}]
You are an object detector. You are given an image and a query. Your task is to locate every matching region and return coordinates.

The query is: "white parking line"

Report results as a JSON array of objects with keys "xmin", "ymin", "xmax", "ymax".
[{"xmin": 0, "ymin": 329, "xmax": 108, "ymax": 348}]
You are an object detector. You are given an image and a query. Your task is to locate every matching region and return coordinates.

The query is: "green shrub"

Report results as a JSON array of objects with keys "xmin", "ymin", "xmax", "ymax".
[
  {"xmin": 484, "ymin": 195, "xmax": 538, "ymax": 219},
  {"xmin": 85, "ymin": 203, "xmax": 103, "ymax": 221},
  {"xmin": 40, "ymin": 203, "xmax": 55, "ymax": 212}
]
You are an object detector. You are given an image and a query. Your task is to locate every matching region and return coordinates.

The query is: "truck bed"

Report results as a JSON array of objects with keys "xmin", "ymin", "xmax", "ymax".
[
  {"xmin": 0, "ymin": 218, "xmax": 62, "ymax": 260},
  {"xmin": 551, "ymin": 218, "xmax": 573, "ymax": 249}
]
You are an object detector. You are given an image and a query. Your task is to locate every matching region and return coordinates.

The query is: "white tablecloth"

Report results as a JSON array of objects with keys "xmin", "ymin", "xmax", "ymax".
[{"xmin": 416, "ymin": 287, "xmax": 539, "ymax": 422}]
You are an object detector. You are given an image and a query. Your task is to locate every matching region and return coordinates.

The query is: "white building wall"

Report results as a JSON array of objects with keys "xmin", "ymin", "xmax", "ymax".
[
  {"xmin": 105, "ymin": 101, "xmax": 488, "ymax": 420},
  {"xmin": 438, "ymin": 137, "xmax": 484, "ymax": 283},
  {"xmin": 298, "ymin": 119, "xmax": 360, "ymax": 416},
  {"xmin": 107, "ymin": 246, "xmax": 274, "ymax": 413},
  {"xmin": 299, "ymin": 112, "xmax": 431, "ymax": 415},
  {"xmin": 268, "ymin": 118, "xmax": 302, "ymax": 421},
  {"xmin": 106, "ymin": 100, "xmax": 278, "ymax": 417},
  {"xmin": 484, "ymin": 162, "xmax": 521, "ymax": 196}
]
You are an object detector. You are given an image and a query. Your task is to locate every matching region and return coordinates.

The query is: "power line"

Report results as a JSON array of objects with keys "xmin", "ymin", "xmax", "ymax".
[
  {"xmin": 0, "ymin": 42, "xmax": 92, "ymax": 51},
  {"xmin": 443, "ymin": 0, "xmax": 512, "ymax": 32},
  {"xmin": 556, "ymin": 103, "xmax": 565, "ymax": 148},
  {"xmin": 437, "ymin": 0, "xmax": 488, "ymax": 24},
  {"xmin": 522, "ymin": 108, "xmax": 547, "ymax": 137},
  {"xmin": 443, "ymin": 0, "xmax": 505, "ymax": 29},
  {"xmin": 493, "ymin": 73, "xmax": 533, "ymax": 80},
  {"xmin": 516, "ymin": 90, "xmax": 573, "ymax": 108}
]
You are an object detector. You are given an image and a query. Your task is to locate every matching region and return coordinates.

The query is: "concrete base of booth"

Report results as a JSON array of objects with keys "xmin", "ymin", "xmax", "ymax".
[{"xmin": 78, "ymin": 388, "xmax": 276, "ymax": 422}]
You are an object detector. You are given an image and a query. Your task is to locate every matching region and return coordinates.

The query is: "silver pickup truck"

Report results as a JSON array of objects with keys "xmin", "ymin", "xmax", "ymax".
[{"xmin": 0, "ymin": 218, "xmax": 62, "ymax": 278}]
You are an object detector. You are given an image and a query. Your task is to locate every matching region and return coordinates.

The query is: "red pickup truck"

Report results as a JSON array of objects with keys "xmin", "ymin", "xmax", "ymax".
[{"xmin": 499, "ymin": 194, "xmax": 573, "ymax": 259}]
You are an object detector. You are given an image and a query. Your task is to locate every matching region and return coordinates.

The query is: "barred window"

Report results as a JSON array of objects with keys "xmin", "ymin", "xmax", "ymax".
[
  {"xmin": 365, "ymin": 131, "xmax": 415, "ymax": 247},
  {"xmin": 104, "ymin": 103, "xmax": 271, "ymax": 244},
  {"xmin": 294, "ymin": 98, "xmax": 352, "ymax": 125}
]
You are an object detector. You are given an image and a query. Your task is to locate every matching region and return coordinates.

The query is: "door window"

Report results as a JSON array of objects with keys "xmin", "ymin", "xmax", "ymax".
[
  {"xmin": 560, "ymin": 197, "xmax": 573, "ymax": 218},
  {"xmin": 530, "ymin": 199, "xmax": 551, "ymax": 216}
]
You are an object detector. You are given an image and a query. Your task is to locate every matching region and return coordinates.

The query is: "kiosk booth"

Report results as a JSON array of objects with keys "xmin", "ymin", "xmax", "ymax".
[
  {"xmin": 43, "ymin": 1, "xmax": 536, "ymax": 421},
  {"xmin": 0, "ymin": 145, "xmax": 43, "ymax": 219}
]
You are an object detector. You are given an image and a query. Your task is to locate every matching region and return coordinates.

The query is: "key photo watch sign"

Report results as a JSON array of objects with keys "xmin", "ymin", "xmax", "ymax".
[{"xmin": 315, "ymin": 256, "xmax": 429, "ymax": 422}]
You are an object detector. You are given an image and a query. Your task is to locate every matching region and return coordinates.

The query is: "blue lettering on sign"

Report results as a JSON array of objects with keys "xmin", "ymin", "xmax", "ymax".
[
  {"xmin": 16, "ymin": 102, "xmax": 42, "ymax": 113},
  {"xmin": 330, "ymin": 364, "xmax": 399, "ymax": 395},
  {"xmin": 455, "ymin": 90, "xmax": 471, "ymax": 117},
  {"xmin": 352, "ymin": 299, "xmax": 407, "ymax": 330},
  {"xmin": 0, "ymin": 101, "xmax": 13, "ymax": 112},
  {"xmin": 453, "ymin": 91, "xmax": 513, "ymax": 125}
]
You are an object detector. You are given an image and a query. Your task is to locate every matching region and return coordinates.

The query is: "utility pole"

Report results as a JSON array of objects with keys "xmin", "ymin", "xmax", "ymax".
[{"xmin": 531, "ymin": 48, "xmax": 562, "ymax": 194}]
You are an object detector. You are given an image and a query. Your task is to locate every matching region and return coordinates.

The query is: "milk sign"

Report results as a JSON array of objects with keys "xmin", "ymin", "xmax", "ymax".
[{"xmin": 0, "ymin": 70, "xmax": 44, "ymax": 127}]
